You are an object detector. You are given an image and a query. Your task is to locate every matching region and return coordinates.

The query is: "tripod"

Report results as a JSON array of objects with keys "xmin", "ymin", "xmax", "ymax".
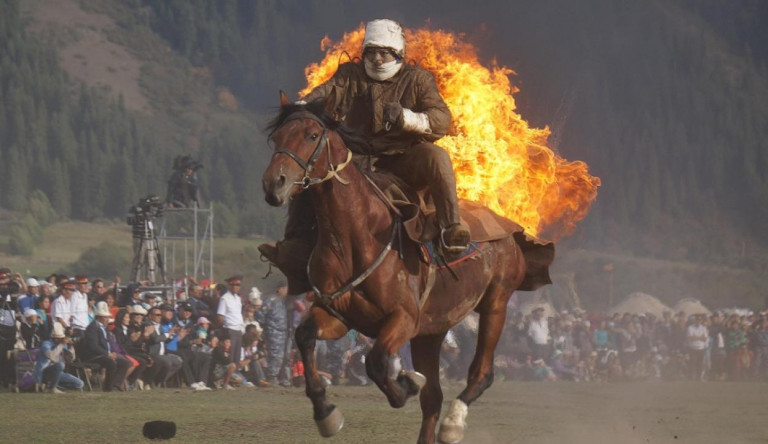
[{"xmin": 130, "ymin": 218, "xmax": 166, "ymax": 284}]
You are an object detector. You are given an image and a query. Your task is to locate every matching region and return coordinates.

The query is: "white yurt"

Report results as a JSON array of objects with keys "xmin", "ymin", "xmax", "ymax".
[
  {"xmin": 609, "ymin": 292, "xmax": 672, "ymax": 318},
  {"xmin": 518, "ymin": 300, "xmax": 557, "ymax": 318},
  {"xmin": 673, "ymin": 298, "xmax": 711, "ymax": 316}
]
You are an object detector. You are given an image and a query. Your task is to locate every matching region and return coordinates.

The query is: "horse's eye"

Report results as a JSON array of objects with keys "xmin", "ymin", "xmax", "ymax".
[{"xmin": 310, "ymin": 133, "xmax": 319, "ymax": 140}]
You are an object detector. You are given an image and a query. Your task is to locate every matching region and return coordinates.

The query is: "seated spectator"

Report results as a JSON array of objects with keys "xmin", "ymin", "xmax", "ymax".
[
  {"xmin": 113, "ymin": 307, "xmax": 148, "ymax": 390},
  {"xmin": 34, "ymin": 322, "xmax": 83, "ymax": 393},
  {"xmin": 141, "ymin": 306, "xmax": 182, "ymax": 388},
  {"xmin": 171, "ymin": 305, "xmax": 212, "ymax": 391},
  {"xmin": 550, "ymin": 349, "xmax": 580, "ymax": 381},
  {"xmin": 81, "ymin": 302, "xmax": 131, "ymax": 391},
  {"xmin": 195, "ymin": 317, "xmax": 211, "ymax": 343},
  {"xmin": 211, "ymin": 334, "xmax": 249, "ymax": 389},
  {"xmin": 242, "ymin": 328, "xmax": 268, "ymax": 386}
]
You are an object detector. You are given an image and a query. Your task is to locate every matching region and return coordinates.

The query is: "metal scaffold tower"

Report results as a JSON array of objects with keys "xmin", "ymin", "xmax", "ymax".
[{"xmin": 157, "ymin": 205, "xmax": 215, "ymax": 284}]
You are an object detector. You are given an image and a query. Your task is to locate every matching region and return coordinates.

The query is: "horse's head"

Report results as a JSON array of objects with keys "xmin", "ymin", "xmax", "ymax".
[{"xmin": 262, "ymin": 90, "xmax": 352, "ymax": 207}]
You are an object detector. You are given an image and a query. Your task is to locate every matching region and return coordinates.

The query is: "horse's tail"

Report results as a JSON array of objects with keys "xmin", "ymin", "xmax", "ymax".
[{"xmin": 513, "ymin": 232, "xmax": 555, "ymax": 291}]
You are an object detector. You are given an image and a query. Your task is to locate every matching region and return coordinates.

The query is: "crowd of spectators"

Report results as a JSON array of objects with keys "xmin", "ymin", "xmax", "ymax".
[
  {"xmin": 2, "ymin": 265, "xmax": 766, "ymax": 394},
  {"xmin": 489, "ymin": 305, "xmax": 768, "ymax": 383}
]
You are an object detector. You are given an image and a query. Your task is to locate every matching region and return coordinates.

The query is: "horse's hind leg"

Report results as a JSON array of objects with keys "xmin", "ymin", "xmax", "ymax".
[
  {"xmin": 411, "ymin": 333, "xmax": 446, "ymax": 444},
  {"xmin": 365, "ymin": 309, "xmax": 422, "ymax": 408},
  {"xmin": 438, "ymin": 290, "xmax": 509, "ymax": 443},
  {"xmin": 295, "ymin": 307, "xmax": 348, "ymax": 437}
]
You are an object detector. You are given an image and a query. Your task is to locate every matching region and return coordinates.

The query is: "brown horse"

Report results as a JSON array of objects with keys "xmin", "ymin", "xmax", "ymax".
[{"xmin": 262, "ymin": 91, "xmax": 553, "ymax": 444}]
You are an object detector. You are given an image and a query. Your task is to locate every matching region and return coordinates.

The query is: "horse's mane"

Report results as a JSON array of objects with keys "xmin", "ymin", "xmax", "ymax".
[{"xmin": 267, "ymin": 99, "xmax": 372, "ymax": 155}]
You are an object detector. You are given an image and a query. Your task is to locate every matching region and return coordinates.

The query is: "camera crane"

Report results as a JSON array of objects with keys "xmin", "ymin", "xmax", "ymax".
[{"xmin": 128, "ymin": 195, "xmax": 166, "ymax": 284}]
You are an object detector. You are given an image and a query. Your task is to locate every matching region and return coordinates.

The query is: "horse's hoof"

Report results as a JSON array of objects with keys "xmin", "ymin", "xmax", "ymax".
[
  {"xmin": 399, "ymin": 371, "xmax": 426, "ymax": 396},
  {"xmin": 437, "ymin": 423, "xmax": 465, "ymax": 444},
  {"xmin": 437, "ymin": 399, "xmax": 468, "ymax": 444},
  {"xmin": 315, "ymin": 407, "xmax": 344, "ymax": 438}
]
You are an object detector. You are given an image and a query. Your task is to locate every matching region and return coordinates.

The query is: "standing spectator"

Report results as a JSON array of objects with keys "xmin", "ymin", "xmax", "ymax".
[
  {"xmin": 51, "ymin": 279, "xmax": 76, "ymax": 334},
  {"xmin": 751, "ymin": 318, "xmax": 768, "ymax": 381},
  {"xmin": 34, "ymin": 322, "xmax": 83, "ymax": 393},
  {"xmin": 81, "ymin": 302, "xmax": 130, "ymax": 391},
  {"xmin": 256, "ymin": 282, "xmax": 291, "ymax": 386},
  {"xmin": 593, "ymin": 319, "xmax": 611, "ymax": 350},
  {"xmin": 708, "ymin": 312, "xmax": 727, "ymax": 381},
  {"xmin": 20, "ymin": 308, "xmax": 46, "ymax": 350},
  {"xmin": 528, "ymin": 306, "xmax": 551, "ymax": 361},
  {"xmin": 35, "ymin": 295, "xmax": 53, "ymax": 337},
  {"xmin": 187, "ymin": 283, "xmax": 212, "ymax": 319},
  {"xmin": 70, "ymin": 275, "xmax": 91, "ymax": 340},
  {"xmin": 217, "ymin": 276, "xmax": 245, "ymax": 364},
  {"xmin": 16, "ymin": 278, "xmax": 40, "ymax": 313},
  {"xmin": 726, "ymin": 316, "xmax": 748, "ymax": 381},
  {"xmin": 0, "ymin": 269, "xmax": 22, "ymax": 388},
  {"xmin": 686, "ymin": 314, "xmax": 709, "ymax": 380}
]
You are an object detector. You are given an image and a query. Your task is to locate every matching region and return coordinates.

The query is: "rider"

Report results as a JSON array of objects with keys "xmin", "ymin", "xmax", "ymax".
[{"xmin": 259, "ymin": 19, "xmax": 471, "ymax": 294}]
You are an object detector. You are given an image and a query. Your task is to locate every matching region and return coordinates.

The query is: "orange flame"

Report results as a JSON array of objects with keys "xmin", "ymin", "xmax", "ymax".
[{"xmin": 301, "ymin": 25, "xmax": 600, "ymax": 240}]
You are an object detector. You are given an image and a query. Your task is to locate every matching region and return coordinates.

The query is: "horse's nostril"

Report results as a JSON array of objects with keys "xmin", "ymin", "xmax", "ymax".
[{"xmin": 278, "ymin": 175, "xmax": 286, "ymax": 188}]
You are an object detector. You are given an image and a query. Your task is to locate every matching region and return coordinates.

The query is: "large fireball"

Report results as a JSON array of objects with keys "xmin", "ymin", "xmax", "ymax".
[{"xmin": 301, "ymin": 25, "xmax": 600, "ymax": 240}]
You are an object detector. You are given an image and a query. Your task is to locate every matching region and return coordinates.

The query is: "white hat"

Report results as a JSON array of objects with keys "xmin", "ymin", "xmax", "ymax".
[
  {"xmin": 26, "ymin": 278, "xmax": 40, "ymax": 287},
  {"xmin": 363, "ymin": 19, "xmax": 406, "ymax": 58},
  {"xmin": 51, "ymin": 322, "xmax": 66, "ymax": 339},
  {"xmin": 131, "ymin": 305, "xmax": 148, "ymax": 316},
  {"xmin": 94, "ymin": 301, "xmax": 111, "ymax": 318},
  {"xmin": 248, "ymin": 287, "xmax": 263, "ymax": 305},
  {"xmin": 23, "ymin": 308, "xmax": 37, "ymax": 318}
]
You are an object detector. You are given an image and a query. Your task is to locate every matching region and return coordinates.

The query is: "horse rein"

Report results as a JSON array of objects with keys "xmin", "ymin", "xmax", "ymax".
[
  {"xmin": 269, "ymin": 109, "xmax": 406, "ymax": 327},
  {"xmin": 269, "ymin": 111, "xmax": 352, "ymax": 189}
]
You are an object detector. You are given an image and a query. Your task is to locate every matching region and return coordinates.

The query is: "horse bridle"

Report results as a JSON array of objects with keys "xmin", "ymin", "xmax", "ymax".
[{"xmin": 269, "ymin": 111, "xmax": 352, "ymax": 189}]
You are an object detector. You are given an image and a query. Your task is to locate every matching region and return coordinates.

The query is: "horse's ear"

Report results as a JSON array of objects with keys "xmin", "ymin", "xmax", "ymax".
[
  {"xmin": 279, "ymin": 90, "xmax": 291, "ymax": 108},
  {"xmin": 323, "ymin": 87, "xmax": 338, "ymax": 119}
]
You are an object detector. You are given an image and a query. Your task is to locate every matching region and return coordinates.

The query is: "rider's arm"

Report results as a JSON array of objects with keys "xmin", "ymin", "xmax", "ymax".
[{"xmin": 408, "ymin": 70, "xmax": 451, "ymax": 140}]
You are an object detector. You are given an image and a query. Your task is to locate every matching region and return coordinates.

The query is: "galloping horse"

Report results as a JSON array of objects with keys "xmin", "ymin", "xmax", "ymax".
[{"xmin": 262, "ymin": 91, "xmax": 553, "ymax": 444}]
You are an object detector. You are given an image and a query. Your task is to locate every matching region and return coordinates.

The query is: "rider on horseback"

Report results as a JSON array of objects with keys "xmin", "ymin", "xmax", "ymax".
[{"xmin": 259, "ymin": 19, "xmax": 471, "ymax": 294}]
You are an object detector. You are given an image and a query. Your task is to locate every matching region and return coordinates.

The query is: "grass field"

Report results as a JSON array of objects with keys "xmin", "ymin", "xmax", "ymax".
[{"xmin": 0, "ymin": 381, "xmax": 765, "ymax": 443}]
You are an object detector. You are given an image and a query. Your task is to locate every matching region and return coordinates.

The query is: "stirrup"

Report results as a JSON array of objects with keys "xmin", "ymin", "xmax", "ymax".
[{"xmin": 440, "ymin": 225, "xmax": 469, "ymax": 253}]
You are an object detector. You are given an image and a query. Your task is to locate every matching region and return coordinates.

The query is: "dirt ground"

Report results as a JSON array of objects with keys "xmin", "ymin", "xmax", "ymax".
[{"xmin": 0, "ymin": 380, "xmax": 764, "ymax": 443}]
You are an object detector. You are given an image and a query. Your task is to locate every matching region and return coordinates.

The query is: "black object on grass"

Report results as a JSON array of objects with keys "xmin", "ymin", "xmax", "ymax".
[{"xmin": 143, "ymin": 421, "xmax": 176, "ymax": 440}]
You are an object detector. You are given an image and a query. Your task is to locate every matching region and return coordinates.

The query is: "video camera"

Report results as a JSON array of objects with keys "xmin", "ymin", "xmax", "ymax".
[{"xmin": 127, "ymin": 194, "xmax": 165, "ymax": 226}]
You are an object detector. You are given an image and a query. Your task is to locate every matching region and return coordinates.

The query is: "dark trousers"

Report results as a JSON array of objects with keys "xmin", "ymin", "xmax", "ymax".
[
  {"xmin": 227, "ymin": 329, "xmax": 243, "ymax": 364},
  {"xmin": 0, "ymin": 326, "xmax": 16, "ymax": 387},
  {"xmin": 88, "ymin": 355, "xmax": 130, "ymax": 391},
  {"xmin": 170, "ymin": 349, "xmax": 211, "ymax": 386}
]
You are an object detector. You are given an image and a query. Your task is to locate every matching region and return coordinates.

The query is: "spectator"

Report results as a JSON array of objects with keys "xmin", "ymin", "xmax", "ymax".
[
  {"xmin": 113, "ymin": 307, "xmax": 149, "ymax": 390},
  {"xmin": 751, "ymin": 318, "xmax": 768, "ymax": 381},
  {"xmin": 211, "ymin": 334, "xmax": 248, "ymax": 389},
  {"xmin": 81, "ymin": 302, "xmax": 130, "ymax": 391},
  {"xmin": 34, "ymin": 322, "xmax": 83, "ymax": 393},
  {"xmin": 20, "ymin": 308, "xmax": 46, "ymax": 350},
  {"xmin": 144, "ymin": 307, "xmax": 183, "ymax": 388},
  {"xmin": 35, "ymin": 295, "xmax": 53, "ymax": 337},
  {"xmin": 527, "ymin": 306, "xmax": 551, "ymax": 360},
  {"xmin": 16, "ymin": 278, "xmax": 40, "ymax": 313},
  {"xmin": 726, "ymin": 316, "xmax": 748, "ymax": 381},
  {"xmin": 51, "ymin": 279, "xmax": 77, "ymax": 335},
  {"xmin": 187, "ymin": 283, "xmax": 212, "ymax": 319},
  {"xmin": 70, "ymin": 275, "xmax": 91, "ymax": 339},
  {"xmin": 217, "ymin": 275, "xmax": 245, "ymax": 364},
  {"xmin": 170, "ymin": 304, "xmax": 211, "ymax": 391},
  {"xmin": 255, "ymin": 282, "xmax": 292, "ymax": 387},
  {"xmin": 195, "ymin": 316, "xmax": 211, "ymax": 342},
  {"xmin": 686, "ymin": 314, "xmax": 709, "ymax": 380}
]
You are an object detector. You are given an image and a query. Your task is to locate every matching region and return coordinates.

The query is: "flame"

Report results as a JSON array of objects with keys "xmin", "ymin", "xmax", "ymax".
[{"xmin": 301, "ymin": 25, "xmax": 600, "ymax": 240}]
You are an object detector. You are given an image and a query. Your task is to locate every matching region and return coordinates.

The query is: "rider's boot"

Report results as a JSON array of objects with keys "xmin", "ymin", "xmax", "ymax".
[
  {"xmin": 433, "ymin": 177, "xmax": 470, "ymax": 254},
  {"xmin": 258, "ymin": 238, "xmax": 313, "ymax": 295}
]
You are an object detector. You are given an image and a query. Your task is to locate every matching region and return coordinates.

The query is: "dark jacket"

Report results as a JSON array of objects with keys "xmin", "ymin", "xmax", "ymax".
[
  {"xmin": 82, "ymin": 320, "xmax": 111, "ymax": 360},
  {"xmin": 303, "ymin": 61, "xmax": 451, "ymax": 154}
]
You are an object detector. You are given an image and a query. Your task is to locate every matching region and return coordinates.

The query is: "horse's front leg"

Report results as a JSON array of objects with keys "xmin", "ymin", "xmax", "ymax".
[
  {"xmin": 365, "ymin": 309, "xmax": 424, "ymax": 408},
  {"xmin": 295, "ymin": 306, "xmax": 348, "ymax": 437}
]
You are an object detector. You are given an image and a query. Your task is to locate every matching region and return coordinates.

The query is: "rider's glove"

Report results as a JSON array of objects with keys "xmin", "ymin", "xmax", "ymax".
[{"xmin": 383, "ymin": 102, "xmax": 404, "ymax": 130}]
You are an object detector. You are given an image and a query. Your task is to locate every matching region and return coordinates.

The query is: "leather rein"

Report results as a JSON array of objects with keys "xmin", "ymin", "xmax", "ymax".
[{"xmin": 269, "ymin": 110, "xmax": 401, "ymax": 327}]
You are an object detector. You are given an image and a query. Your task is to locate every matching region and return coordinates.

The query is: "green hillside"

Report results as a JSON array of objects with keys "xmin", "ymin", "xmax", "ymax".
[{"xmin": 0, "ymin": 0, "xmax": 766, "ymax": 307}]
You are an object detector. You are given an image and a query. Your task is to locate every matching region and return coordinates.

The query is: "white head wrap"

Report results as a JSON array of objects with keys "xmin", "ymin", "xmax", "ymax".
[
  {"xmin": 363, "ymin": 19, "xmax": 405, "ymax": 57},
  {"xmin": 363, "ymin": 19, "xmax": 406, "ymax": 81}
]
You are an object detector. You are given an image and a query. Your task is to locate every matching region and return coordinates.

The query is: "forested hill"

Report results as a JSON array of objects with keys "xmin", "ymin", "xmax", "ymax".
[{"xmin": 2, "ymin": 0, "xmax": 767, "ymax": 273}]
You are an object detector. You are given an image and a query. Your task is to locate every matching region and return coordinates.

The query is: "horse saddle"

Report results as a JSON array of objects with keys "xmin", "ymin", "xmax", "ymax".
[{"xmin": 366, "ymin": 165, "xmax": 555, "ymax": 291}]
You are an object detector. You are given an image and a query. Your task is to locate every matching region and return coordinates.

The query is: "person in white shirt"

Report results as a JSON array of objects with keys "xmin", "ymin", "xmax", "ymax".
[
  {"xmin": 51, "ymin": 280, "xmax": 76, "ymax": 332},
  {"xmin": 218, "ymin": 275, "xmax": 245, "ymax": 363},
  {"xmin": 528, "ymin": 306, "xmax": 551, "ymax": 361},
  {"xmin": 70, "ymin": 275, "xmax": 91, "ymax": 339},
  {"xmin": 686, "ymin": 314, "xmax": 709, "ymax": 380}
]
